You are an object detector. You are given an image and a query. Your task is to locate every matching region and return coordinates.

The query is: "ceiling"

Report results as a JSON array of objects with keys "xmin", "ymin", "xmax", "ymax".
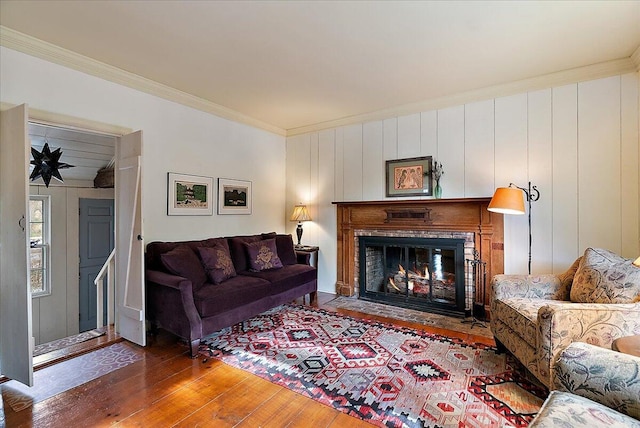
[
  {"xmin": 29, "ymin": 123, "xmax": 116, "ymax": 184},
  {"xmin": 2, "ymin": 1, "xmax": 640, "ymax": 133}
]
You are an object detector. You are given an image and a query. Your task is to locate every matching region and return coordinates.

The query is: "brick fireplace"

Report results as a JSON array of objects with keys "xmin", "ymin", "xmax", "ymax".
[{"xmin": 334, "ymin": 198, "xmax": 504, "ymax": 316}]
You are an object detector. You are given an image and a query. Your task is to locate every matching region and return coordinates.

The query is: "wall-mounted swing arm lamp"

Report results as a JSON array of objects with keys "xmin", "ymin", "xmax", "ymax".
[
  {"xmin": 290, "ymin": 204, "xmax": 312, "ymax": 247},
  {"xmin": 487, "ymin": 182, "xmax": 540, "ymax": 274}
]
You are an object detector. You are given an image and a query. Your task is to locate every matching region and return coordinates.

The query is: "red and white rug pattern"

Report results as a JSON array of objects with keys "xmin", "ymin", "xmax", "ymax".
[{"xmin": 200, "ymin": 304, "xmax": 547, "ymax": 427}]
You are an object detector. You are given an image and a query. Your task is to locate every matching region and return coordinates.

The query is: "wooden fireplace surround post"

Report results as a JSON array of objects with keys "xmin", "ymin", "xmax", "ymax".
[{"xmin": 333, "ymin": 198, "xmax": 504, "ymax": 313}]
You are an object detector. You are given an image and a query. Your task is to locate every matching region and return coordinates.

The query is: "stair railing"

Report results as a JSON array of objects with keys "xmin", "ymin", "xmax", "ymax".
[{"xmin": 94, "ymin": 248, "xmax": 116, "ymax": 328}]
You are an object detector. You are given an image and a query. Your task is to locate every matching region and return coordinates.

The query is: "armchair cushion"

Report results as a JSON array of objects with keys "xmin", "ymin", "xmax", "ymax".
[
  {"xmin": 571, "ymin": 248, "xmax": 640, "ymax": 304},
  {"xmin": 492, "ymin": 297, "xmax": 546, "ymax": 346},
  {"xmin": 530, "ymin": 391, "xmax": 640, "ymax": 428}
]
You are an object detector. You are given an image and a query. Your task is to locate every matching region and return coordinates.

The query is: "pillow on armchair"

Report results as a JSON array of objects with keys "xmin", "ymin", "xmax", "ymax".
[{"xmin": 570, "ymin": 248, "xmax": 640, "ymax": 303}]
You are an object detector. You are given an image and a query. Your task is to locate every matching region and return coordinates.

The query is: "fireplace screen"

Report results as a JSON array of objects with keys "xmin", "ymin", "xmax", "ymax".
[{"xmin": 359, "ymin": 236, "xmax": 466, "ymax": 316}]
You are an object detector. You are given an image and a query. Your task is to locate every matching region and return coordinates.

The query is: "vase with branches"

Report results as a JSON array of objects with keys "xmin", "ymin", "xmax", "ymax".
[{"xmin": 433, "ymin": 161, "xmax": 444, "ymax": 198}]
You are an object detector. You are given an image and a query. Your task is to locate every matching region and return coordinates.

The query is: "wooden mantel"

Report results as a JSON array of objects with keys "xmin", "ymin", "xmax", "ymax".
[{"xmin": 333, "ymin": 198, "xmax": 504, "ymax": 311}]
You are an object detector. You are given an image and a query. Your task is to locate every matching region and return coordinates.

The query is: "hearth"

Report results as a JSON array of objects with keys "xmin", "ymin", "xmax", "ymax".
[{"xmin": 358, "ymin": 236, "xmax": 466, "ymax": 317}]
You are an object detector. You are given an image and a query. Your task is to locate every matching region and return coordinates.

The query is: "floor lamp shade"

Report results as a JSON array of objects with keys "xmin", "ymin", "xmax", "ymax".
[
  {"xmin": 487, "ymin": 187, "xmax": 525, "ymax": 215},
  {"xmin": 487, "ymin": 182, "xmax": 539, "ymax": 275},
  {"xmin": 290, "ymin": 204, "xmax": 312, "ymax": 246}
]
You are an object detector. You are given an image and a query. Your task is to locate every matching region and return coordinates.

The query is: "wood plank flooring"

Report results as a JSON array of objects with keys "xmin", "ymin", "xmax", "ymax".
[{"xmin": 2, "ymin": 293, "xmax": 495, "ymax": 427}]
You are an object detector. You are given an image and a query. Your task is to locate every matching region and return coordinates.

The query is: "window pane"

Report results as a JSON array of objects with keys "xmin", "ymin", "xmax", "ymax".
[
  {"xmin": 30, "ymin": 247, "xmax": 43, "ymax": 268},
  {"xmin": 31, "ymin": 269, "xmax": 44, "ymax": 293},
  {"xmin": 30, "ymin": 223, "xmax": 43, "ymax": 241},
  {"xmin": 30, "ymin": 199, "xmax": 43, "ymax": 222}
]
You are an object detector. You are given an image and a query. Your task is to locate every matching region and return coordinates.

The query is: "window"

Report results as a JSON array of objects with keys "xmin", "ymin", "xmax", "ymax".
[{"xmin": 29, "ymin": 196, "xmax": 50, "ymax": 296}]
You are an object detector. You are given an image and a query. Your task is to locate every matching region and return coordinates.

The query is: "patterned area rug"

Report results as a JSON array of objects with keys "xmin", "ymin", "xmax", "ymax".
[
  {"xmin": 33, "ymin": 328, "xmax": 106, "ymax": 357},
  {"xmin": 1, "ymin": 342, "xmax": 142, "ymax": 412},
  {"xmin": 200, "ymin": 304, "xmax": 547, "ymax": 427}
]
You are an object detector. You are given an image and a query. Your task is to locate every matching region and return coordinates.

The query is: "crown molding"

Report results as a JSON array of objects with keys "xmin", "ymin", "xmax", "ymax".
[
  {"xmin": 0, "ymin": 26, "xmax": 287, "ymax": 137},
  {"xmin": 287, "ymin": 56, "xmax": 638, "ymax": 137},
  {"xmin": 2, "ymin": 26, "xmax": 637, "ymax": 140}
]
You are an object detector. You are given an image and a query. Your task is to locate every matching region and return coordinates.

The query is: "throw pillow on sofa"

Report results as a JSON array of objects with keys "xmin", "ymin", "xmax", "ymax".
[
  {"xmin": 571, "ymin": 247, "xmax": 640, "ymax": 303},
  {"xmin": 262, "ymin": 233, "xmax": 297, "ymax": 265},
  {"xmin": 160, "ymin": 245, "xmax": 208, "ymax": 290},
  {"xmin": 198, "ymin": 244, "xmax": 237, "ymax": 284},
  {"xmin": 245, "ymin": 238, "xmax": 283, "ymax": 271}
]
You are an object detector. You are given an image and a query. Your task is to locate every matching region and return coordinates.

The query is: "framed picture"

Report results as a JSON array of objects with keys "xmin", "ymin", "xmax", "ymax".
[
  {"xmin": 385, "ymin": 156, "xmax": 433, "ymax": 197},
  {"xmin": 218, "ymin": 178, "xmax": 252, "ymax": 215},
  {"xmin": 167, "ymin": 172, "xmax": 213, "ymax": 216}
]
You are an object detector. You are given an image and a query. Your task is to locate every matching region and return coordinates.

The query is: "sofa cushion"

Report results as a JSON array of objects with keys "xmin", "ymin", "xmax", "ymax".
[
  {"xmin": 198, "ymin": 244, "xmax": 236, "ymax": 284},
  {"xmin": 193, "ymin": 275, "xmax": 271, "ymax": 317},
  {"xmin": 228, "ymin": 235, "xmax": 263, "ymax": 272},
  {"xmin": 160, "ymin": 245, "xmax": 207, "ymax": 291},
  {"xmin": 146, "ymin": 237, "xmax": 228, "ymax": 271},
  {"xmin": 245, "ymin": 238, "xmax": 284, "ymax": 271},
  {"xmin": 571, "ymin": 248, "xmax": 640, "ymax": 303},
  {"xmin": 492, "ymin": 298, "xmax": 547, "ymax": 347},
  {"xmin": 241, "ymin": 263, "xmax": 316, "ymax": 295}
]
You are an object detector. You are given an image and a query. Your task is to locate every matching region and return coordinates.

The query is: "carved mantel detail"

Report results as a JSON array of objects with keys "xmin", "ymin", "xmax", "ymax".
[{"xmin": 333, "ymin": 198, "xmax": 504, "ymax": 312}]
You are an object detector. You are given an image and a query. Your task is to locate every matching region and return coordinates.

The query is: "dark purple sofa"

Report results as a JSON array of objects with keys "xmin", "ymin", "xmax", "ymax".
[{"xmin": 145, "ymin": 232, "xmax": 317, "ymax": 357}]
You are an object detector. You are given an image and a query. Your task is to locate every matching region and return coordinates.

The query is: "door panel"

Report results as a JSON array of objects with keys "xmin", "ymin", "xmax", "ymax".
[
  {"xmin": 79, "ymin": 198, "xmax": 114, "ymax": 332},
  {"xmin": 0, "ymin": 104, "xmax": 33, "ymax": 386},
  {"xmin": 115, "ymin": 131, "xmax": 145, "ymax": 346}
]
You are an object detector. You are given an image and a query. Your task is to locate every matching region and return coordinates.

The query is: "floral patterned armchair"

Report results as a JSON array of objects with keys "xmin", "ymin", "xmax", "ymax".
[
  {"xmin": 490, "ymin": 248, "xmax": 640, "ymax": 387},
  {"xmin": 529, "ymin": 341, "xmax": 640, "ymax": 427}
]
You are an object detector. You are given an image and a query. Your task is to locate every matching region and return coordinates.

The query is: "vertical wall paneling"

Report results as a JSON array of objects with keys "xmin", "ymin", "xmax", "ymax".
[
  {"xmin": 552, "ymin": 84, "xmax": 579, "ymax": 271},
  {"xmin": 308, "ymin": 132, "xmax": 320, "ymax": 246},
  {"xmin": 318, "ymin": 129, "xmax": 337, "ymax": 292},
  {"xmin": 527, "ymin": 89, "xmax": 553, "ymax": 273},
  {"xmin": 495, "ymin": 94, "xmax": 529, "ymax": 273},
  {"xmin": 620, "ymin": 72, "xmax": 640, "ymax": 258},
  {"xmin": 382, "ymin": 118, "xmax": 398, "ymax": 161},
  {"xmin": 397, "ymin": 113, "xmax": 421, "ymax": 159},
  {"xmin": 436, "ymin": 106, "xmax": 465, "ymax": 198},
  {"xmin": 578, "ymin": 76, "xmax": 621, "ymax": 252},
  {"xmin": 420, "ymin": 110, "xmax": 438, "ymax": 157},
  {"xmin": 286, "ymin": 134, "xmax": 312, "ymax": 237},
  {"xmin": 285, "ymin": 137, "xmax": 297, "ymax": 236},
  {"xmin": 342, "ymin": 124, "xmax": 364, "ymax": 201},
  {"xmin": 464, "ymin": 100, "xmax": 495, "ymax": 197},
  {"xmin": 362, "ymin": 121, "xmax": 384, "ymax": 200},
  {"xmin": 285, "ymin": 72, "xmax": 639, "ymax": 290},
  {"xmin": 334, "ymin": 127, "xmax": 345, "ymax": 202}
]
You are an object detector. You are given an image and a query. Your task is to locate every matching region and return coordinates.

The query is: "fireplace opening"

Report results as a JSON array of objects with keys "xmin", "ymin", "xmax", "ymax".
[{"xmin": 358, "ymin": 236, "xmax": 466, "ymax": 317}]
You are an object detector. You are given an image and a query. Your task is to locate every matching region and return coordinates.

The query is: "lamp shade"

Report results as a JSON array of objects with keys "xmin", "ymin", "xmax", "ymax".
[
  {"xmin": 634, "ymin": 256, "xmax": 640, "ymax": 267},
  {"xmin": 487, "ymin": 187, "xmax": 525, "ymax": 215},
  {"xmin": 290, "ymin": 204, "xmax": 312, "ymax": 222}
]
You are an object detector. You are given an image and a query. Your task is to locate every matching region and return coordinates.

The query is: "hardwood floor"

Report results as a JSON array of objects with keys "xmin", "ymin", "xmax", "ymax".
[{"xmin": 2, "ymin": 293, "xmax": 495, "ymax": 427}]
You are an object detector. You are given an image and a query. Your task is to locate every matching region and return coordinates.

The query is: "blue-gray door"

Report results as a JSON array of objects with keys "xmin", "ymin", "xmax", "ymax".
[{"xmin": 79, "ymin": 198, "xmax": 114, "ymax": 332}]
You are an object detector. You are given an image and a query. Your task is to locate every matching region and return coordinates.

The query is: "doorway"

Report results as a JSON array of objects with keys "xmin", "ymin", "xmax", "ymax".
[{"xmin": 79, "ymin": 198, "xmax": 114, "ymax": 332}]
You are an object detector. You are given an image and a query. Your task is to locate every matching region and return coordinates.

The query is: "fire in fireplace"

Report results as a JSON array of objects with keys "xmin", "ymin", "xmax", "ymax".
[{"xmin": 358, "ymin": 236, "xmax": 466, "ymax": 317}]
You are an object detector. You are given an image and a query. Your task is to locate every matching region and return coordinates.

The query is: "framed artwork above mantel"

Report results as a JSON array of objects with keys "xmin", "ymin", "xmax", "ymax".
[{"xmin": 385, "ymin": 156, "xmax": 433, "ymax": 197}]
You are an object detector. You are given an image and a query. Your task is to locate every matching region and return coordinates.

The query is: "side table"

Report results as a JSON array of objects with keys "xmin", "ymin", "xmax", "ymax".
[
  {"xmin": 612, "ymin": 335, "xmax": 640, "ymax": 357},
  {"xmin": 295, "ymin": 246, "xmax": 319, "ymax": 269}
]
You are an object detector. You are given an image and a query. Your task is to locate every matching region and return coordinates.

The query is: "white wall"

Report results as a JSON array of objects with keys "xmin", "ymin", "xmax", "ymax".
[
  {"xmin": 287, "ymin": 73, "xmax": 640, "ymax": 292},
  {"xmin": 1, "ymin": 46, "xmax": 287, "ymax": 244}
]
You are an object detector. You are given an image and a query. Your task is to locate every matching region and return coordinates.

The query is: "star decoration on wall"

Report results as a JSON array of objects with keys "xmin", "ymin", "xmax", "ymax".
[{"xmin": 30, "ymin": 142, "xmax": 74, "ymax": 187}]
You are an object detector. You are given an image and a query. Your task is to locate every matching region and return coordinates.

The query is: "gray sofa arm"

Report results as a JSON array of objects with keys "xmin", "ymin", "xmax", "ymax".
[
  {"xmin": 552, "ymin": 341, "xmax": 640, "ymax": 420},
  {"xmin": 491, "ymin": 257, "xmax": 580, "ymax": 302}
]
